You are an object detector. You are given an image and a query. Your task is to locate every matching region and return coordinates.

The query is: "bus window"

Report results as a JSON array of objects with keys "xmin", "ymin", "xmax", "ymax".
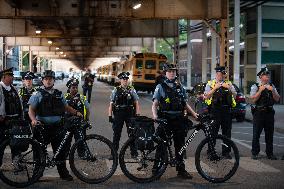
[
  {"xmin": 159, "ymin": 61, "xmax": 166, "ymax": 70},
  {"xmin": 136, "ymin": 60, "xmax": 143, "ymax": 69},
  {"xmin": 145, "ymin": 60, "xmax": 156, "ymax": 69}
]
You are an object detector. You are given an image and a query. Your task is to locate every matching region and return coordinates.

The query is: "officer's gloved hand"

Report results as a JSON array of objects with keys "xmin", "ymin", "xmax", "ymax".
[{"xmin": 109, "ymin": 116, "xmax": 113, "ymax": 123}]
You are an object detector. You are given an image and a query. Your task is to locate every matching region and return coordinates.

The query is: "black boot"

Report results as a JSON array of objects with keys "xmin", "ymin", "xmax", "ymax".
[
  {"xmin": 57, "ymin": 164, "xmax": 73, "ymax": 181},
  {"xmin": 177, "ymin": 170, "xmax": 193, "ymax": 179}
]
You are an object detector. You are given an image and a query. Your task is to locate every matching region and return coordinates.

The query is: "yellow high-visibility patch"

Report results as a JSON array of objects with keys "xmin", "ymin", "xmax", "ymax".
[{"xmin": 165, "ymin": 97, "xmax": 171, "ymax": 103}]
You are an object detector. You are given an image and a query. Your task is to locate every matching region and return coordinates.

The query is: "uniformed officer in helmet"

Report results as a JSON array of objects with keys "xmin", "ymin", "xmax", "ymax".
[
  {"xmin": 0, "ymin": 68, "xmax": 24, "ymax": 165},
  {"xmin": 152, "ymin": 63, "xmax": 198, "ymax": 179},
  {"xmin": 18, "ymin": 71, "xmax": 37, "ymax": 121},
  {"xmin": 204, "ymin": 65, "xmax": 237, "ymax": 159},
  {"xmin": 250, "ymin": 67, "xmax": 280, "ymax": 160},
  {"xmin": 108, "ymin": 72, "xmax": 140, "ymax": 156},
  {"xmin": 65, "ymin": 78, "xmax": 90, "ymax": 158},
  {"xmin": 28, "ymin": 70, "xmax": 83, "ymax": 181}
]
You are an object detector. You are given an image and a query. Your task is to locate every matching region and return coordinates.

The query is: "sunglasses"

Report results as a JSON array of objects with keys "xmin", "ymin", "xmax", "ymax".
[{"xmin": 122, "ymin": 78, "xmax": 129, "ymax": 80}]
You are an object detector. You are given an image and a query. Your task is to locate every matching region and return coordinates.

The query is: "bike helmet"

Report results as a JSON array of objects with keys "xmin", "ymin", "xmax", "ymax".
[
  {"xmin": 42, "ymin": 70, "xmax": 55, "ymax": 79},
  {"xmin": 22, "ymin": 71, "xmax": 35, "ymax": 80},
  {"xmin": 163, "ymin": 63, "xmax": 177, "ymax": 72},
  {"xmin": 66, "ymin": 78, "xmax": 79, "ymax": 88}
]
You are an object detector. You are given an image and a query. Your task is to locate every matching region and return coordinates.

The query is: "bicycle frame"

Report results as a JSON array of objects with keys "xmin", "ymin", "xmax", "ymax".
[
  {"xmin": 35, "ymin": 118, "xmax": 91, "ymax": 167},
  {"xmin": 156, "ymin": 116, "xmax": 214, "ymax": 165}
]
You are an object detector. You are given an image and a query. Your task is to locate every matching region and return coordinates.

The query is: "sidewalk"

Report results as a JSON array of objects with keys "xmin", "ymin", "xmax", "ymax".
[{"xmin": 245, "ymin": 105, "xmax": 284, "ymax": 134}]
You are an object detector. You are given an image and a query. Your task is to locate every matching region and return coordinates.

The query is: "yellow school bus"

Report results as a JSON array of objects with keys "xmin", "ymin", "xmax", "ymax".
[{"xmin": 122, "ymin": 53, "xmax": 167, "ymax": 92}]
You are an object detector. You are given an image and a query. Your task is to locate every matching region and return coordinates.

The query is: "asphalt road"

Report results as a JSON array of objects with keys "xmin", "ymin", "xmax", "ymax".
[{"xmin": 1, "ymin": 79, "xmax": 283, "ymax": 189}]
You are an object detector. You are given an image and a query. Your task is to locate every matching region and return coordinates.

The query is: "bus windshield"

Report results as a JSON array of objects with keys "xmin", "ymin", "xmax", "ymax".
[{"xmin": 145, "ymin": 60, "xmax": 156, "ymax": 69}]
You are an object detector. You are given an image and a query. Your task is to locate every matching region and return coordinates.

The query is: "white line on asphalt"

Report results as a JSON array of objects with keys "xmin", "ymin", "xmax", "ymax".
[
  {"xmin": 233, "ymin": 127, "xmax": 253, "ymax": 129},
  {"xmin": 231, "ymin": 138, "xmax": 266, "ymax": 156},
  {"xmin": 232, "ymin": 132, "xmax": 284, "ymax": 139},
  {"xmin": 239, "ymin": 157, "xmax": 280, "ymax": 173},
  {"xmin": 233, "ymin": 138, "xmax": 284, "ymax": 147}
]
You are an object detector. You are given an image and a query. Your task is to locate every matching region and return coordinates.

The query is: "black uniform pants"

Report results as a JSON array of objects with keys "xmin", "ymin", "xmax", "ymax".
[
  {"xmin": 83, "ymin": 86, "xmax": 93, "ymax": 103},
  {"xmin": 252, "ymin": 110, "xmax": 275, "ymax": 156},
  {"xmin": 211, "ymin": 107, "xmax": 232, "ymax": 155},
  {"xmin": 34, "ymin": 122, "xmax": 71, "ymax": 175},
  {"xmin": 112, "ymin": 110, "xmax": 137, "ymax": 155},
  {"xmin": 0, "ymin": 118, "xmax": 23, "ymax": 166},
  {"xmin": 155, "ymin": 116, "xmax": 187, "ymax": 172}
]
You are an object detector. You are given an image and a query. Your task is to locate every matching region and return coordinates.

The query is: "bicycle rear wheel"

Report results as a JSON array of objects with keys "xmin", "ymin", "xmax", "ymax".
[
  {"xmin": 195, "ymin": 134, "xmax": 239, "ymax": 183},
  {"xmin": 119, "ymin": 138, "xmax": 168, "ymax": 183},
  {"xmin": 69, "ymin": 134, "xmax": 118, "ymax": 184},
  {"xmin": 0, "ymin": 138, "xmax": 45, "ymax": 188}
]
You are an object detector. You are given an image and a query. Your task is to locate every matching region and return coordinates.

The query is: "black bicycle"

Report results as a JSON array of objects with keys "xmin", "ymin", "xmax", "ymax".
[
  {"xmin": 119, "ymin": 114, "xmax": 239, "ymax": 183},
  {"xmin": 0, "ymin": 117, "xmax": 118, "ymax": 188}
]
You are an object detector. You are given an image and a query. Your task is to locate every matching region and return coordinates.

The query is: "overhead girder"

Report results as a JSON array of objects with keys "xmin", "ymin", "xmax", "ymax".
[
  {"xmin": 6, "ymin": 37, "xmax": 154, "ymax": 47},
  {"xmin": 20, "ymin": 45, "xmax": 143, "ymax": 52},
  {"xmin": 0, "ymin": 0, "xmax": 226, "ymax": 19},
  {"xmin": 0, "ymin": 18, "xmax": 178, "ymax": 37}
]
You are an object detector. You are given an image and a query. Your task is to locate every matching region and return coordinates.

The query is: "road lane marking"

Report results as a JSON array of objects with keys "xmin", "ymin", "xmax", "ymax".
[
  {"xmin": 239, "ymin": 157, "xmax": 280, "ymax": 173},
  {"xmin": 232, "ymin": 132, "xmax": 284, "ymax": 139},
  {"xmin": 231, "ymin": 138, "xmax": 266, "ymax": 156},
  {"xmin": 233, "ymin": 138, "xmax": 284, "ymax": 147}
]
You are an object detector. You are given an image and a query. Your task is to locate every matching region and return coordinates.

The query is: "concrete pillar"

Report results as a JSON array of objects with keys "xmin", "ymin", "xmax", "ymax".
[
  {"xmin": 211, "ymin": 21, "xmax": 217, "ymax": 79},
  {"xmin": 153, "ymin": 38, "xmax": 157, "ymax": 53},
  {"xmin": 187, "ymin": 19, "xmax": 192, "ymax": 88},
  {"xmin": 281, "ymin": 65, "xmax": 284, "ymax": 104},
  {"xmin": 234, "ymin": 0, "xmax": 240, "ymax": 87},
  {"xmin": 0, "ymin": 37, "xmax": 3, "ymax": 70},
  {"xmin": 19, "ymin": 46, "xmax": 23, "ymax": 71},
  {"xmin": 29, "ymin": 48, "xmax": 32, "ymax": 72},
  {"xmin": 202, "ymin": 22, "xmax": 208, "ymax": 82},
  {"xmin": 256, "ymin": 5, "xmax": 262, "ymax": 82}
]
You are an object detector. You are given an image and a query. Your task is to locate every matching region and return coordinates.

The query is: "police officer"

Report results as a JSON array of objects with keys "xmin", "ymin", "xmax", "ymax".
[
  {"xmin": 19, "ymin": 71, "xmax": 37, "ymax": 121},
  {"xmin": 28, "ymin": 70, "xmax": 83, "ymax": 181},
  {"xmin": 108, "ymin": 72, "xmax": 140, "ymax": 156},
  {"xmin": 65, "ymin": 78, "xmax": 90, "ymax": 120},
  {"xmin": 0, "ymin": 68, "xmax": 23, "ymax": 166},
  {"xmin": 82, "ymin": 68, "xmax": 95, "ymax": 103},
  {"xmin": 250, "ymin": 67, "xmax": 280, "ymax": 160},
  {"xmin": 152, "ymin": 63, "xmax": 198, "ymax": 179},
  {"xmin": 65, "ymin": 78, "xmax": 90, "ymax": 158},
  {"xmin": 204, "ymin": 66, "xmax": 236, "ymax": 159}
]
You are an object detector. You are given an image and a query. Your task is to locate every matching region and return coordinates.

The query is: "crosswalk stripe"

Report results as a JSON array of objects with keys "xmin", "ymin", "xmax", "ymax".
[{"xmin": 239, "ymin": 157, "xmax": 280, "ymax": 173}]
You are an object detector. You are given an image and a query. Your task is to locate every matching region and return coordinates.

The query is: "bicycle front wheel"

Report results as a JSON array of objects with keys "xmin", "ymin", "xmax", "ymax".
[
  {"xmin": 195, "ymin": 134, "xmax": 239, "ymax": 183},
  {"xmin": 69, "ymin": 134, "xmax": 118, "ymax": 184},
  {"xmin": 119, "ymin": 138, "xmax": 168, "ymax": 183},
  {"xmin": 0, "ymin": 138, "xmax": 45, "ymax": 188}
]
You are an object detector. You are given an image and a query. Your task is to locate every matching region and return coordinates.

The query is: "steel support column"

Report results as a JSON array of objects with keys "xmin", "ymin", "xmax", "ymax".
[
  {"xmin": 202, "ymin": 22, "xmax": 208, "ymax": 82},
  {"xmin": 187, "ymin": 19, "xmax": 192, "ymax": 88},
  {"xmin": 234, "ymin": 0, "xmax": 240, "ymax": 87},
  {"xmin": 256, "ymin": 5, "xmax": 262, "ymax": 82},
  {"xmin": 29, "ymin": 47, "xmax": 32, "ymax": 72},
  {"xmin": 211, "ymin": 20, "xmax": 217, "ymax": 79},
  {"xmin": 0, "ymin": 37, "xmax": 3, "ymax": 70},
  {"xmin": 220, "ymin": 19, "xmax": 229, "ymax": 80}
]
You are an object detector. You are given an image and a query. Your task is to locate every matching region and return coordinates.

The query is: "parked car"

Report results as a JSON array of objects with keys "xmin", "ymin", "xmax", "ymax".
[
  {"xmin": 12, "ymin": 71, "xmax": 24, "ymax": 89},
  {"xmin": 55, "ymin": 71, "xmax": 64, "ymax": 80},
  {"xmin": 188, "ymin": 82, "xmax": 247, "ymax": 122},
  {"xmin": 33, "ymin": 73, "xmax": 42, "ymax": 86}
]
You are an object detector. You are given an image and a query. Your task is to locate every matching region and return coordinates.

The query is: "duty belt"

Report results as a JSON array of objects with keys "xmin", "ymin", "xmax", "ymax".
[
  {"xmin": 114, "ymin": 105, "xmax": 133, "ymax": 109},
  {"xmin": 255, "ymin": 106, "xmax": 273, "ymax": 112}
]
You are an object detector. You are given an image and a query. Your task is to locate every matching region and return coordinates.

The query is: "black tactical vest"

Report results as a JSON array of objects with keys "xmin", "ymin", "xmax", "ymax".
[
  {"xmin": 37, "ymin": 89, "xmax": 65, "ymax": 116},
  {"xmin": 20, "ymin": 87, "xmax": 36, "ymax": 111},
  {"xmin": 159, "ymin": 83, "xmax": 185, "ymax": 112},
  {"xmin": 212, "ymin": 87, "xmax": 232, "ymax": 107},
  {"xmin": 2, "ymin": 86, "xmax": 22, "ymax": 116},
  {"xmin": 113, "ymin": 86, "xmax": 135, "ymax": 108},
  {"xmin": 256, "ymin": 85, "xmax": 274, "ymax": 107},
  {"xmin": 65, "ymin": 93, "xmax": 84, "ymax": 115}
]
